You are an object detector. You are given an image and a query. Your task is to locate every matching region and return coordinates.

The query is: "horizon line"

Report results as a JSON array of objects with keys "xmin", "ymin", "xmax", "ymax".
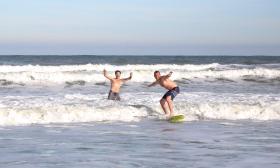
[{"xmin": 0, "ymin": 54, "xmax": 279, "ymax": 57}]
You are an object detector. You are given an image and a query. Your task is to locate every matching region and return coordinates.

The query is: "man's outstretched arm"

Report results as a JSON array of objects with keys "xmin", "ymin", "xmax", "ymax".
[
  {"xmin": 148, "ymin": 80, "xmax": 159, "ymax": 87},
  {"xmin": 163, "ymin": 71, "xmax": 173, "ymax": 79},
  {"xmin": 121, "ymin": 72, "xmax": 133, "ymax": 82},
  {"xmin": 103, "ymin": 69, "xmax": 113, "ymax": 80}
]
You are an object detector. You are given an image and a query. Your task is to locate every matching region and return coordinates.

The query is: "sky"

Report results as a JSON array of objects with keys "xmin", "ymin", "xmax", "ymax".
[{"xmin": 0, "ymin": 0, "xmax": 279, "ymax": 55}]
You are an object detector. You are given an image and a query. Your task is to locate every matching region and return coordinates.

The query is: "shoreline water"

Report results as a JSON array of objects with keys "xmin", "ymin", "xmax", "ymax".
[{"xmin": 1, "ymin": 120, "xmax": 279, "ymax": 168}]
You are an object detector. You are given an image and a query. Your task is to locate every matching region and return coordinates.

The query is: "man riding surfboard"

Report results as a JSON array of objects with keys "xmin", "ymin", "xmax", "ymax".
[{"xmin": 148, "ymin": 71, "xmax": 180, "ymax": 118}]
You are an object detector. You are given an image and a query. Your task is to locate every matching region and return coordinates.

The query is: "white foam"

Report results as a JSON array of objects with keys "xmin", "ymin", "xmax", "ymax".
[
  {"xmin": 175, "ymin": 93, "xmax": 280, "ymax": 121},
  {"xmin": 0, "ymin": 92, "xmax": 280, "ymax": 126},
  {"xmin": 0, "ymin": 64, "xmax": 279, "ymax": 85},
  {"xmin": 175, "ymin": 101, "xmax": 280, "ymax": 121},
  {"xmin": 0, "ymin": 102, "xmax": 148, "ymax": 126}
]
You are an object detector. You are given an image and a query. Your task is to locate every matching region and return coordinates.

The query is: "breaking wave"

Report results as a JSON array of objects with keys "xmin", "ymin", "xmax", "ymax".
[
  {"xmin": 0, "ymin": 63, "xmax": 279, "ymax": 85},
  {"xmin": 0, "ymin": 92, "xmax": 280, "ymax": 126}
]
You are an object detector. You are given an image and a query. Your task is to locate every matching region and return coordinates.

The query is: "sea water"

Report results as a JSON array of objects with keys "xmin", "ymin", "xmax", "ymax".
[{"xmin": 0, "ymin": 55, "xmax": 279, "ymax": 167}]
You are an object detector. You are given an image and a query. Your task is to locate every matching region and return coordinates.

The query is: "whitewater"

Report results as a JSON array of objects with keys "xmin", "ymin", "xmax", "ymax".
[
  {"xmin": 1, "ymin": 56, "xmax": 280, "ymax": 168},
  {"xmin": 0, "ymin": 56, "xmax": 280, "ymax": 126}
]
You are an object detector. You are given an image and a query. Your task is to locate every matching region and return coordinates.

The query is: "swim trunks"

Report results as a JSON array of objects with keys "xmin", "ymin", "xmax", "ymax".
[
  {"xmin": 108, "ymin": 90, "xmax": 121, "ymax": 101},
  {"xmin": 162, "ymin": 87, "xmax": 180, "ymax": 100}
]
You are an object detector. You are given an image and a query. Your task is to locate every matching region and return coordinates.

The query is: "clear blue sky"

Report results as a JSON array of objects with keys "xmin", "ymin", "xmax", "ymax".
[{"xmin": 0, "ymin": 0, "xmax": 279, "ymax": 55}]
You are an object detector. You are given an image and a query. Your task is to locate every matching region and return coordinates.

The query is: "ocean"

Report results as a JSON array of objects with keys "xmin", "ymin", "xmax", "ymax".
[{"xmin": 0, "ymin": 55, "xmax": 279, "ymax": 167}]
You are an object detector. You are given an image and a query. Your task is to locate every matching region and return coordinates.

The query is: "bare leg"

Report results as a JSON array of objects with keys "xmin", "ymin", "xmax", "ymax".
[
  {"xmin": 166, "ymin": 96, "xmax": 174, "ymax": 117},
  {"xmin": 160, "ymin": 99, "xmax": 170, "ymax": 117}
]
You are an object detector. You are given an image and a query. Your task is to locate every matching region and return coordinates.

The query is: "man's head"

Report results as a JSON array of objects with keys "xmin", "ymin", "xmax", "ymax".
[
  {"xmin": 115, "ymin": 70, "xmax": 121, "ymax": 78},
  {"xmin": 154, "ymin": 71, "xmax": 161, "ymax": 79}
]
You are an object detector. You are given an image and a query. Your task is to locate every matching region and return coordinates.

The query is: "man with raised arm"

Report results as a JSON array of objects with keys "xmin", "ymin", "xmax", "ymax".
[
  {"xmin": 148, "ymin": 71, "xmax": 180, "ymax": 118},
  {"xmin": 103, "ymin": 69, "xmax": 133, "ymax": 101}
]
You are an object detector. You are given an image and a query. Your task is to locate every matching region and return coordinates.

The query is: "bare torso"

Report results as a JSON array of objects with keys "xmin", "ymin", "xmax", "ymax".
[
  {"xmin": 110, "ymin": 78, "xmax": 123, "ymax": 93},
  {"xmin": 158, "ymin": 77, "xmax": 177, "ymax": 90}
]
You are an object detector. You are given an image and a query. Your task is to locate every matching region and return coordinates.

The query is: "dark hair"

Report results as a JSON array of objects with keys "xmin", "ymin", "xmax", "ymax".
[
  {"xmin": 115, "ymin": 70, "xmax": 121, "ymax": 75},
  {"xmin": 154, "ymin": 71, "xmax": 160, "ymax": 75}
]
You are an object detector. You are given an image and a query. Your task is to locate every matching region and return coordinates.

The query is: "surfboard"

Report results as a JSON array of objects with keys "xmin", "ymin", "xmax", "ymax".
[{"xmin": 168, "ymin": 114, "xmax": 185, "ymax": 123}]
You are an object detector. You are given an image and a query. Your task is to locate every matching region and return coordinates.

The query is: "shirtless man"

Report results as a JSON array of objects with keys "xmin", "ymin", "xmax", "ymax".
[
  {"xmin": 103, "ymin": 69, "xmax": 132, "ymax": 101},
  {"xmin": 148, "ymin": 71, "xmax": 180, "ymax": 118}
]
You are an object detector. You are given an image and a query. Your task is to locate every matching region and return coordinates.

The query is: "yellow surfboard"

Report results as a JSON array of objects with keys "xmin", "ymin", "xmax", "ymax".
[{"xmin": 168, "ymin": 114, "xmax": 185, "ymax": 123}]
